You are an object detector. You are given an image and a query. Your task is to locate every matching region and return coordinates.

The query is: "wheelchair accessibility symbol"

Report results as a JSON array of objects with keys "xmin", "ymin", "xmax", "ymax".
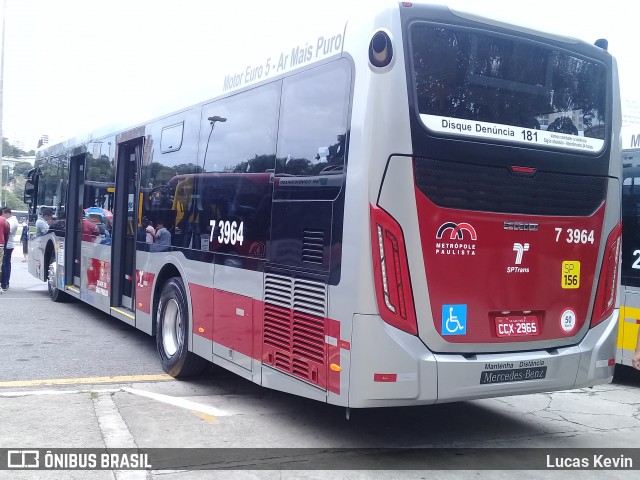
[{"xmin": 442, "ymin": 304, "xmax": 467, "ymax": 335}]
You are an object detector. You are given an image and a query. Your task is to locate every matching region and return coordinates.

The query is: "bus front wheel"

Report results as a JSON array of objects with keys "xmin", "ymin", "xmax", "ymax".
[
  {"xmin": 47, "ymin": 256, "xmax": 68, "ymax": 303},
  {"xmin": 156, "ymin": 277, "xmax": 207, "ymax": 378}
]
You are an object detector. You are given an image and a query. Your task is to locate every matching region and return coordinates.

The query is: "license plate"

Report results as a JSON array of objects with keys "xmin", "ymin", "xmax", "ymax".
[{"xmin": 495, "ymin": 315, "xmax": 540, "ymax": 337}]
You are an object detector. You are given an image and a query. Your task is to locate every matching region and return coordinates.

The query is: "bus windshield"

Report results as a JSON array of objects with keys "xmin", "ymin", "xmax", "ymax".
[{"xmin": 409, "ymin": 23, "xmax": 608, "ymax": 153}]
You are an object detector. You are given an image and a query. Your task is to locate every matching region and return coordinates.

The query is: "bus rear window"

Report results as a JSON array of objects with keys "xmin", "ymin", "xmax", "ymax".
[{"xmin": 409, "ymin": 23, "xmax": 608, "ymax": 153}]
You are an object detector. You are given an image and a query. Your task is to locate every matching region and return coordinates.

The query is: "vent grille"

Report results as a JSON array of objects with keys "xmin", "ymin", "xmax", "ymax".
[
  {"xmin": 414, "ymin": 157, "xmax": 607, "ymax": 216},
  {"xmin": 264, "ymin": 274, "xmax": 293, "ymax": 309},
  {"xmin": 293, "ymin": 311, "xmax": 325, "ymax": 364},
  {"xmin": 263, "ymin": 273, "xmax": 327, "ymax": 389},
  {"xmin": 302, "ymin": 229, "xmax": 325, "ymax": 264},
  {"xmin": 275, "ymin": 352, "xmax": 292, "ymax": 371},
  {"xmin": 263, "ymin": 304, "xmax": 291, "ymax": 351},
  {"xmin": 293, "ymin": 278, "xmax": 327, "ymax": 317}
]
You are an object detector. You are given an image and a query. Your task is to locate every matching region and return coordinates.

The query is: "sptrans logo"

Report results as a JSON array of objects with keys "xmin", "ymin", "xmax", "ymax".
[{"xmin": 435, "ymin": 222, "xmax": 477, "ymax": 256}]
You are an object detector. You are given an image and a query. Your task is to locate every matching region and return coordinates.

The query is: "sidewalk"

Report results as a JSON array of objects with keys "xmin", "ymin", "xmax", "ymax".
[{"xmin": 1, "ymin": 244, "xmax": 43, "ymax": 295}]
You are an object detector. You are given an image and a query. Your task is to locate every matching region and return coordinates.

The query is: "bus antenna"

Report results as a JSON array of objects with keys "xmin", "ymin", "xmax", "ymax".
[{"xmin": 594, "ymin": 38, "xmax": 608, "ymax": 51}]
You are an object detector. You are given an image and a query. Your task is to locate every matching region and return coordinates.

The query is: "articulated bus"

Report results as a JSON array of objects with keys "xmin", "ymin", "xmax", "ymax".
[
  {"xmin": 26, "ymin": 2, "xmax": 622, "ymax": 408},
  {"xmin": 619, "ymin": 126, "xmax": 640, "ymax": 368}
]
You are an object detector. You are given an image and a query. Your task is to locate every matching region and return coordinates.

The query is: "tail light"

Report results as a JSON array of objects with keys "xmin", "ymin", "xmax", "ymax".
[
  {"xmin": 590, "ymin": 222, "xmax": 621, "ymax": 327},
  {"xmin": 370, "ymin": 204, "xmax": 417, "ymax": 335}
]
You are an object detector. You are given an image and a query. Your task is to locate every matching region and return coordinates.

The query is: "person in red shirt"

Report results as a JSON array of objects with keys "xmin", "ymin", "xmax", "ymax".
[
  {"xmin": 81, "ymin": 215, "xmax": 100, "ymax": 242},
  {"xmin": 0, "ymin": 214, "xmax": 10, "ymax": 294}
]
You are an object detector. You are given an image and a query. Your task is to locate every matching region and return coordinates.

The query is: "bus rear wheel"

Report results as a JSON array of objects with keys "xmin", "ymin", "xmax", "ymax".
[{"xmin": 156, "ymin": 277, "xmax": 207, "ymax": 378}]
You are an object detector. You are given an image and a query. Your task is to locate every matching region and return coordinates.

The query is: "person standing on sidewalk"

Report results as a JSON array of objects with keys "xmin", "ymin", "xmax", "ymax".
[
  {"xmin": 20, "ymin": 219, "xmax": 29, "ymax": 262},
  {"xmin": 0, "ymin": 212, "xmax": 9, "ymax": 294},
  {"xmin": 1, "ymin": 208, "xmax": 19, "ymax": 291}
]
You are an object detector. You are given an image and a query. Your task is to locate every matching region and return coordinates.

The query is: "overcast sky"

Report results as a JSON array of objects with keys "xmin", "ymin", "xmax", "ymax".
[{"xmin": 1, "ymin": 0, "xmax": 638, "ymax": 150}]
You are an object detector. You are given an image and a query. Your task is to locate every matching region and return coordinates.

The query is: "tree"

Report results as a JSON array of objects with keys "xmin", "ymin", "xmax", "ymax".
[
  {"xmin": 230, "ymin": 154, "xmax": 276, "ymax": 173},
  {"xmin": 0, "ymin": 189, "xmax": 28, "ymax": 210},
  {"xmin": 2, "ymin": 138, "xmax": 27, "ymax": 158},
  {"xmin": 12, "ymin": 161, "xmax": 33, "ymax": 177}
]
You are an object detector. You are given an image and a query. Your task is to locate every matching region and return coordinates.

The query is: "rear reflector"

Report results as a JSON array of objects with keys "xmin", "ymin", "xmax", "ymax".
[
  {"xmin": 370, "ymin": 204, "xmax": 418, "ymax": 335},
  {"xmin": 590, "ymin": 222, "xmax": 621, "ymax": 327},
  {"xmin": 510, "ymin": 166, "xmax": 537, "ymax": 175}
]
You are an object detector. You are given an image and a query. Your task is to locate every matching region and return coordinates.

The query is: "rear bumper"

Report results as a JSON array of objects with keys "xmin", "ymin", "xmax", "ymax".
[{"xmin": 348, "ymin": 311, "xmax": 617, "ymax": 408}]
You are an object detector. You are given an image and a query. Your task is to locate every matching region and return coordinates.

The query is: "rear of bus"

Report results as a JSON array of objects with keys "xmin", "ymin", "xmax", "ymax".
[{"xmin": 359, "ymin": 4, "xmax": 620, "ymax": 405}]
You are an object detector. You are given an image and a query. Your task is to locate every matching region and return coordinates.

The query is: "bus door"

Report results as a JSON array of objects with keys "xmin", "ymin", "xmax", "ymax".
[
  {"xmin": 66, "ymin": 153, "xmax": 86, "ymax": 289},
  {"xmin": 111, "ymin": 137, "xmax": 142, "ymax": 312}
]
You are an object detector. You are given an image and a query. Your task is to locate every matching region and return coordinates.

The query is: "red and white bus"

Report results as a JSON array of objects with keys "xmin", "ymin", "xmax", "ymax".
[{"xmin": 26, "ymin": 2, "xmax": 622, "ymax": 408}]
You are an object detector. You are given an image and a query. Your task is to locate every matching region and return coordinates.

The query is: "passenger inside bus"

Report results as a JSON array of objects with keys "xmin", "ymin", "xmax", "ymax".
[
  {"xmin": 150, "ymin": 222, "xmax": 171, "ymax": 252},
  {"xmin": 81, "ymin": 215, "xmax": 100, "ymax": 242}
]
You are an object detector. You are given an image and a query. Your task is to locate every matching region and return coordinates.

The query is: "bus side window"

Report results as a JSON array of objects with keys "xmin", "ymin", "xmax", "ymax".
[{"xmin": 274, "ymin": 59, "xmax": 351, "ymax": 201}]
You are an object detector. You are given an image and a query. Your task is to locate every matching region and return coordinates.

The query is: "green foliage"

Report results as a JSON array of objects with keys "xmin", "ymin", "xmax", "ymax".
[
  {"xmin": 143, "ymin": 163, "xmax": 204, "ymax": 189},
  {"xmin": 229, "ymin": 154, "xmax": 276, "ymax": 173},
  {"xmin": 12, "ymin": 162, "xmax": 33, "ymax": 177},
  {"xmin": 0, "ymin": 189, "xmax": 28, "ymax": 210},
  {"xmin": 2, "ymin": 137, "xmax": 28, "ymax": 158},
  {"xmin": 86, "ymin": 154, "xmax": 115, "ymax": 181}
]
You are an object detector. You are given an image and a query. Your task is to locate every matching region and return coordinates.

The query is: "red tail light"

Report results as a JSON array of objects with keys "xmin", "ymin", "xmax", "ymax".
[
  {"xmin": 370, "ymin": 204, "xmax": 417, "ymax": 335},
  {"xmin": 590, "ymin": 222, "xmax": 621, "ymax": 327}
]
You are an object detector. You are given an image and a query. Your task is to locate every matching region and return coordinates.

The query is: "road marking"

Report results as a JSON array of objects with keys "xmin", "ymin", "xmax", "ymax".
[
  {"xmin": 93, "ymin": 393, "xmax": 148, "ymax": 480},
  {"xmin": 123, "ymin": 387, "xmax": 231, "ymax": 417},
  {"xmin": 0, "ymin": 385, "xmax": 232, "ymax": 418},
  {"xmin": 0, "ymin": 296, "xmax": 50, "ymax": 300},
  {"xmin": 0, "ymin": 374, "xmax": 173, "ymax": 388},
  {"xmin": 93, "ymin": 393, "xmax": 138, "ymax": 448},
  {"xmin": 0, "ymin": 388, "xmax": 120, "ymax": 397}
]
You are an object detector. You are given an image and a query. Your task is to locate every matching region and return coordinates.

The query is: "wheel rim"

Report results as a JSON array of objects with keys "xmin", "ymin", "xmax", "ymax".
[
  {"xmin": 161, "ymin": 298, "xmax": 183, "ymax": 357},
  {"xmin": 47, "ymin": 260, "xmax": 57, "ymax": 297}
]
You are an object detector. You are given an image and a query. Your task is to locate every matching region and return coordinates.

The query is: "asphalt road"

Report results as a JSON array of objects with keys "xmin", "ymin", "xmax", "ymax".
[{"xmin": 1, "ymin": 257, "xmax": 165, "ymax": 381}]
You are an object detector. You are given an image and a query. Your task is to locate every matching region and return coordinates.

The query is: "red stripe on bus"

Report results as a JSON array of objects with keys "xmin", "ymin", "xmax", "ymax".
[
  {"xmin": 327, "ymin": 318, "xmax": 341, "ymax": 395},
  {"xmin": 190, "ymin": 283, "xmax": 213, "ymax": 341},
  {"xmin": 134, "ymin": 270, "xmax": 155, "ymax": 315},
  {"xmin": 188, "ymin": 282, "xmax": 341, "ymax": 395},
  {"xmin": 213, "ymin": 289, "xmax": 253, "ymax": 358},
  {"xmin": 374, "ymin": 373, "xmax": 397, "ymax": 382}
]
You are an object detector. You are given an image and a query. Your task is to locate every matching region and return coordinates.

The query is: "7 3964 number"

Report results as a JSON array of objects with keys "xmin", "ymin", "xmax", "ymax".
[
  {"xmin": 210, "ymin": 220, "xmax": 244, "ymax": 246},
  {"xmin": 554, "ymin": 228, "xmax": 594, "ymax": 244}
]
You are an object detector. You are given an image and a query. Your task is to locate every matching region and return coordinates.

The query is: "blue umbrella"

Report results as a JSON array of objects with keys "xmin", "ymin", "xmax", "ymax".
[{"xmin": 84, "ymin": 207, "xmax": 113, "ymax": 222}]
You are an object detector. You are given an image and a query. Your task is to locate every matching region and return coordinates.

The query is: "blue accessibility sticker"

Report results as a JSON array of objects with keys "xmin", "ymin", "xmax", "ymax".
[{"xmin": 442, "ymin": 304, "xmax": 467, "ymax": 335}]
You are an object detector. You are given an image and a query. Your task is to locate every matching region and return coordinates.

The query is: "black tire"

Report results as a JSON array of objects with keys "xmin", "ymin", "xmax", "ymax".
[
  {"xmin": 156, "ymin": 277, "xmax": 207, "ymax": 378},
  {"xmin": 47, "ymin": 256, "xmax": 69, "ymax": 303}
]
